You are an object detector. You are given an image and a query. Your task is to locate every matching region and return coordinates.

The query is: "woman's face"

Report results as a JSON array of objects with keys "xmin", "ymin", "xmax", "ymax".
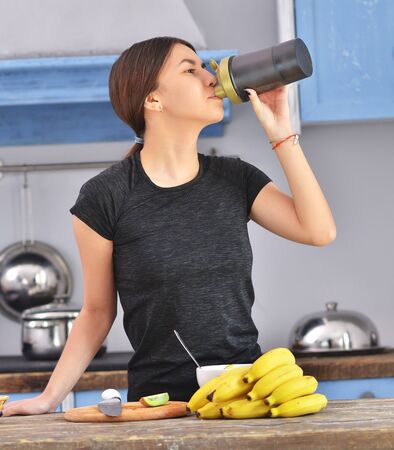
[{"xmin": 148, "ymin": 43, "xmax": 224, "ymax": 126}]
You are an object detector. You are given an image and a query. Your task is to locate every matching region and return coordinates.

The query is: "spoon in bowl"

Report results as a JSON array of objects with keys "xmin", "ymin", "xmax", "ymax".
[{"xmin": 173, "ymin": 329, "xmax": 201, "ymax": 368}]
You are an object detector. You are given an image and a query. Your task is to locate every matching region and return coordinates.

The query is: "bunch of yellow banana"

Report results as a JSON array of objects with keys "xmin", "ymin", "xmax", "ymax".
[
  {"xmin": 242, "ymin": 347, "xmax": 296, "ymax": 384},
  {"xmin": 207, "ymin": 369, "xmax": 257, "ymax": 403},
  {"xmin": 195, "ymin": 394, "xmax": 247, "ymax": 419},
  {"xmin": 246, "ymin": 363, "xmax": 303, "ymax": 401},
  {"xmin": 269, "ymin": 393, "xmax": 328, "ymax": 417},
  {"xmin": 188, "ymin": 347, "xmax": 328, "ymax": 419},
  {"xmin": 187, "ymin": 365, "xmax": 251, "ymax": 413},
  {"xmin": 221, "ymin": 397, "xmax": 271, "ymax": 419},
  {"xmin": 264, "ymin": 375, "xmax": 318, "ymax": 407}
]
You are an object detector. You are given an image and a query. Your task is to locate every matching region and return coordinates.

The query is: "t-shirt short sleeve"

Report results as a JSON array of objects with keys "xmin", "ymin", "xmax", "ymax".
[
  {"xmin": 69, "ymin": 176, "xmax": 115, "ymax": 240},
  {"xmin": 239, "ymin": 158, "xmax": 272, "ymax": 221}
]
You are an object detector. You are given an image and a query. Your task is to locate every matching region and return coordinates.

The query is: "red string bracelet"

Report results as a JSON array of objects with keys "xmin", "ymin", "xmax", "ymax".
[{"xmin": 270, "ymin": 133, "xmax": 299, "ymax": 151}]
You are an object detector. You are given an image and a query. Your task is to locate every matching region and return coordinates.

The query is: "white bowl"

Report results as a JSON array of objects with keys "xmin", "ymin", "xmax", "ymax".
[{"xmin": 196, "ymin": 363, "xmax": 252, "ymax": 387}]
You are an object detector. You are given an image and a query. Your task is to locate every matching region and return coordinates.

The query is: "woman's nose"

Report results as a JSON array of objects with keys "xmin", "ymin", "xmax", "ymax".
[{"xmin": 208, "ymin": 73, "xmax": 218, "ymax": 87}]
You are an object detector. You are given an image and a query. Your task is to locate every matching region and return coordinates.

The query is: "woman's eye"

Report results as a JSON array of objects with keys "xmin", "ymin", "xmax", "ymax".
[{"xmin": 186, "ymin": 68, "xmax": 196, "ymax": 74}]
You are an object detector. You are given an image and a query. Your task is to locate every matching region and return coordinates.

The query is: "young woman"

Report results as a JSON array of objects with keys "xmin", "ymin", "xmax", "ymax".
[{"xmin": 1, "ymin": 36, "xmax": 335, "ymax": 417}]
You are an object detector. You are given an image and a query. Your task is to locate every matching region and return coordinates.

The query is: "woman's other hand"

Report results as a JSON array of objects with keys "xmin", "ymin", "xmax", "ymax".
[
  {"xmin": 1, "ymin": 393, "xmax": 57, "ymax": 417},
  {"xmin": 244, "ymin": 85, "xmax": 294, "ymax": 141}
]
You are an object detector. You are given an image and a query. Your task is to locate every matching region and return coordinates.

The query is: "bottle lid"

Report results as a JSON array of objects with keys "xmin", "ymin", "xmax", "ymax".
[{"xmin": 272, "ymin": 38, "xmax": 313, "ymax": 83}]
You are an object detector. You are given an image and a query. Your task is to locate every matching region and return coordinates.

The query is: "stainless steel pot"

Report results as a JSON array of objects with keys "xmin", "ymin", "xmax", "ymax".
[
  {"xmin": 21, "ymin": 297, "xmax": 107, "ymax": 360},
  {"xmin": 288, "ymin": 301, "xmax": 387, "ymax": 355},
  {"xmin": 0, "ymin": 173, "xmax": 73, "ymax": 321}
]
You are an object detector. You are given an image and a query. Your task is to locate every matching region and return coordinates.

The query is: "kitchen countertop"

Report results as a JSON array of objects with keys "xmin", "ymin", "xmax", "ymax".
[
  {"xmin": 1, "ymin": 349, "xmax": 394, "ymax": 393},
  {"xmin": 1, "ymin": 398, "xmax": 394, "ymax": 449},
  {"xmin": 295, "ymin": 347, "xmax": 394, "ymax": 380},
  {"xmin": 0, "ymin": 351, "xmax": 133, "ymax": 373},
  {"xmin": 0, "ymin": 352, "xmax": 132, "ymax": 393}
]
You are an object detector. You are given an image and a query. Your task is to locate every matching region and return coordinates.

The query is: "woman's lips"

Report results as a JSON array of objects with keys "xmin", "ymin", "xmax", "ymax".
[{"xmin": 208, "ymin": 96, "xmax": 222, "ymax": 100}]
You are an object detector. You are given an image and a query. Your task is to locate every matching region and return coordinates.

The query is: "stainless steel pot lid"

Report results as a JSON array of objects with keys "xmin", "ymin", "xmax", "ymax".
[
  {"xmin": 21, "ymin": 297, "xmax": 79, "ymax": 320},
  {"xmin": 288, "ymin": 301, "xmax": 380, "ymax": 352},
  {"xmin": 0, "ymin": 241, "xmax": 73, "ymax": 322}
]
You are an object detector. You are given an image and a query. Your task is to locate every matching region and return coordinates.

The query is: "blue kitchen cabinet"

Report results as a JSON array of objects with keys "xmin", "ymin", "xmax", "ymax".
[
  {"xmin": 74, "ymin": 388, "xmax": 128, "ymax": 407},
  {"xmin": 70, "ymin": 380, "xmax": 394, "ymax": 404},
  {"xmin": 317, "ymin": 377, "xmax": 394, "ymax": 400},
  {"xmin": 0, "ymin": 50, "xmax": 238, "ymax": 146},
  {"xmin": 294, "ymin": 0, "xmax": 394, "ymax": 123},
  {"xmin": 74, "ymin": 380, "xmax": 394, "ymax": 403}
]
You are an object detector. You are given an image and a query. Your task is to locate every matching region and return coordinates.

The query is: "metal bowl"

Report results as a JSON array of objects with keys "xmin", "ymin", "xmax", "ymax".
[
  {"xmin": 0, "ymin": 240, "xmax": 73, "ymax": 321},
  {"xmin": 288, "ymin": 301, "xmax": 381, "ymax": 354}
]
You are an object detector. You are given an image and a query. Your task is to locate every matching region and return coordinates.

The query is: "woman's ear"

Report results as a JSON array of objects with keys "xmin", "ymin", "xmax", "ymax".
[{"xmin": 144, "ymin": 93, "xmax": 163, "ymax": 113}]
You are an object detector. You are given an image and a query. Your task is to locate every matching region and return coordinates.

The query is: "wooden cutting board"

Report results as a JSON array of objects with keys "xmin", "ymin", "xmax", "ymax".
[{"xmin": 64, "ymin": 401, "xmax": 190, "ymax": 422}]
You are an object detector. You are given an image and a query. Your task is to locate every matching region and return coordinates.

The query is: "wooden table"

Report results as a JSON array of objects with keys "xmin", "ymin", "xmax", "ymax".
[{"xmin": 1, "ymin": 398, "xmax": 394, "ymax": 449}]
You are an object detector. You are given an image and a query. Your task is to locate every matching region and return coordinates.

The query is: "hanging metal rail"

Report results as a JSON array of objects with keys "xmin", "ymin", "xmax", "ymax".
[
  {"xmin": 0, "ymin": 148, "xmax": 232, "ymax": 179},
  {"xmin": 0, "ymin": 160, "xmax": 118, "ymax": 176}
]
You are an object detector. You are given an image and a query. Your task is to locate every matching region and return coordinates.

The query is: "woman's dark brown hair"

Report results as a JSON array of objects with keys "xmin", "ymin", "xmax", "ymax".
[{"xmin": 108, "ymin": 36, "xmax": 197, "ymax": 159}]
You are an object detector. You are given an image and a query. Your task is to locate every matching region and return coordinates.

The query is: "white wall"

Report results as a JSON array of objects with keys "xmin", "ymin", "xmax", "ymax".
[
  {"xmin": 1, "ymin": 0, "xmax": 393, "ymax": 356},
  {"xmin": 0, "ymin": 0, "xmax": 206, "ymax": 58}
]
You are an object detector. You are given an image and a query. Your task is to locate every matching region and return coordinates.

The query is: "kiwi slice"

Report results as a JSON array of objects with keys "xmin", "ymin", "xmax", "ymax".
[{"xmin": 139, "ymin": 392, "xmax": 170, "ymax": 407}]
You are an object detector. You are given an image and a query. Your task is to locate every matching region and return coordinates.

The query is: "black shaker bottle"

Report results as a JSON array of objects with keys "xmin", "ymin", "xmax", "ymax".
[{"xmin": 209, "ymin": 38, "xmax": 313, "ymax": 104}]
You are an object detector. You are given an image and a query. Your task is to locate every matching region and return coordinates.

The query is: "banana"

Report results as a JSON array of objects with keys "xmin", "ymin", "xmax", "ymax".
[
  {"xmin": 269, "ymin": 393, "xmax": 328, "ymax": 417},
  {"xmin": 187, "ymin": 365, "xmax": 251, "ymax": 412},
  {"xmin": 247, "ymin": 364, "xmax": 303, "ymax": 401},
  {"xmin": 265, "ymin": 375, "xmax": 318, "ymax": 407},
  {"xmin": 221, "ymin": 398, "xmax": 271, "ymax": 419},
  {"xmin": 207, "ymin": 368, "xmax": 256, "ymax": 403},
  {"xmin": 196, "ymin": 394, "xmax": 247, "ymax": 419},
  {"xmin": 242, "ymin": 347, "xmax": 296, "ymax": 384},
  {"xmin": 0, "ymin": 395, "xmax": 9, "ymax": 412}
]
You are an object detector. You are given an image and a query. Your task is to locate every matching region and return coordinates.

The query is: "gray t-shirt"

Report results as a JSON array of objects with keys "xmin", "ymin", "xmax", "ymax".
[{"xmin": 69, "ymin": 147, "xmax": 272, "ymax": 401}]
